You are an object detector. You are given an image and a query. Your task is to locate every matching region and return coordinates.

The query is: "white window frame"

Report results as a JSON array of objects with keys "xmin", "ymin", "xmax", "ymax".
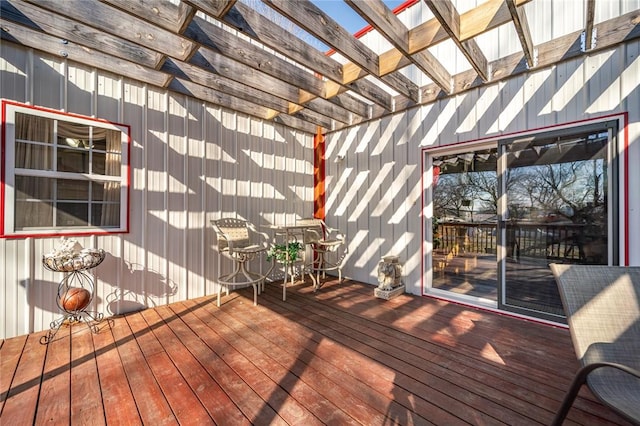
[{"xmin": 1, "ymin": 100, "xmax": 130, "ymax": 237}]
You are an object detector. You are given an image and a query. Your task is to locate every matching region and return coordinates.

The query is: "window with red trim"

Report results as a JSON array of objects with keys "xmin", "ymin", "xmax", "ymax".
[{"xmin": 1, "ymin": 101, "xmax": 130, "ymax": 237}]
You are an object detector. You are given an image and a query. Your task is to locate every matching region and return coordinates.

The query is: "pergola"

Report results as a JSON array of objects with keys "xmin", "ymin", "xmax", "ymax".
[{"xmin": 2, "ymin": 0, "xmax": 639, "ymax": 134}]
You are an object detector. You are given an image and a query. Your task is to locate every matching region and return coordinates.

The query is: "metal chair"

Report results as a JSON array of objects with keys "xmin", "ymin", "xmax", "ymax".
[
  {"xmin": 296, "ymin": 218, "xmax": 346, "ymax": 291},
  {"xmin": 549, "ymin": 264, "xmax": 640, "ymax": 425},
  {"xmin": 211, "ymin": 218, "xmax": 267, "ymax": 306}
]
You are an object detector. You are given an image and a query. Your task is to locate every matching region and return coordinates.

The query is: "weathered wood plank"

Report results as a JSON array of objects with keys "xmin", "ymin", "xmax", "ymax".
[
  {"xmin": 190, "ymin": 47, "xmax": 302, "ymax": 106},
  {"xmin": 0, "ymin": 20, "xmax": 171, "ymax": 88},
  {"xmin": 347, "ymin": 0, "xmax": 450, "ymax": 93},
  {"xmin": 0, "ymin": 334, "xmax": 43, "ymax": 424},
  {"xmin": 99, "ymin": 0, "xmax": 195, "ymax": 34},
  {"xmin": 70, "ymin": 326, "xmax": 105, "ymax": 426},
  {"xmin": 265, "ymin": 0, "xmax": 378, "ymax": 77},
  {"xmin": 1, "ymin": 0, "xmax": 163, "ymax": 68},
  {"xmin": 272, "ymin": 114, "xmax": 320, "ymax": 135},
  {"xmin": 424, "ymin": 0, "xmax": 489, "ymax": 81},
  {"xmin": 162, "ymin": 58, "xmax": 291, "ymax": 114},
  {"xmin": 184, "ymin": 15, "xmax": 326, "ymax": 99},
  {"xmin": 23, "ymin": 0, "xmax": 196, "ymax": 61},
  {"xmin": 506, "ymin": 0, "xmax": 535, "ymax": 68},
  {"xmin": 585, "ymin": 0, "xmax": 596, "ymax": 50},
  {"xmin": 183, "ymin": 0, "xmax": 237, "ymax": 18}
]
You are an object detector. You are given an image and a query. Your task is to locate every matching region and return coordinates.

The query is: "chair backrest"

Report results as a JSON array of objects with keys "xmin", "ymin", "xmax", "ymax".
[
  {"xmin": 550, "ymin": 264, "xmax": 640, "ymax": 362},
  {"xmin": 296, "ymin": 218, "xmax": 324, "ymax": 244},
  {"xmin": 212, "ymin": 218, "xmax": 251, "ymax": 251}
]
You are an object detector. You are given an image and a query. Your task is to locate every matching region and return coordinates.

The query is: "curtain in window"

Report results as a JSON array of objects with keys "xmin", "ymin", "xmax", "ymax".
[
  {"xmin": 15, "ymin": 114, "xmax": 54, "ymax": 227},
  {"xmin": 98, "ymin": 128, "xmax": 121, "ymax": 227}
]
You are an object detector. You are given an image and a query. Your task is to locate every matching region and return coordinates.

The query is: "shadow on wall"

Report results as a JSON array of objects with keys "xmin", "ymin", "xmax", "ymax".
[
  {"xmin": 20, "ymin": 253, "xmax": 179, "ymax": 322},
  {"xmin": 104, "ymin": 259, "xmax": 179, "ymax": 315}
]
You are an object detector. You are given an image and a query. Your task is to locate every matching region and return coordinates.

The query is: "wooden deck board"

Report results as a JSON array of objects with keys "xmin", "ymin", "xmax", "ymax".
[{"xmin": 0, "ymin": 279, "xmax": 633, "ymax": 425}]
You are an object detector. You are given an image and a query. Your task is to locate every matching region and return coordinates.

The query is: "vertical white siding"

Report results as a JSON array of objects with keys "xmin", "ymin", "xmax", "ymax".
[
  {"xmin": 0, "ymin": 44, "xmax": 314, "ymax": 339},
  {"xmin": 326, "ymin": 43, "xmax": 640, "ymax": 294}
]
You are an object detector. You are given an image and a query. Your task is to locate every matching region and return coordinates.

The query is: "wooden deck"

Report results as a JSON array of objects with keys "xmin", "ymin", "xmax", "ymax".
[{"xmin": 0, "ymin": 279, "xmax": 632, "ymax": 425}]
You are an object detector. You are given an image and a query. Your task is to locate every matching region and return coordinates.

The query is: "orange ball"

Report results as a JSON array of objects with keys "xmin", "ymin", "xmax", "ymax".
[{"xmin": 61, "ymin": 287, "xmax": 91, "ymax": 312}]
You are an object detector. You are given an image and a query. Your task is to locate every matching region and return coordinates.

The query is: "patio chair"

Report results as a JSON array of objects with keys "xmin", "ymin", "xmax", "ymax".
[
  {"xmin": 549, "ymin": 264, "xmax": 640, "ymax": 425},
  {"xmin": 296, "ymin": 218, "xmax": 346, "ymax": 291},
  {"xmin": 211, "ymin": 218, "xmax": 267, "ymax": 307}
]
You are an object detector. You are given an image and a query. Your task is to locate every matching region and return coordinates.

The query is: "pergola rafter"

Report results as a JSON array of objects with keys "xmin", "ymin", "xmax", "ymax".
[{"xmin": 0, "ymin": 0, "xmax": 638, "ymax": 133}]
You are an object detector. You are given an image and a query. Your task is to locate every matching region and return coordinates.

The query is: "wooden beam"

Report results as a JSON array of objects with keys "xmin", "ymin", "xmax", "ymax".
[
  {"xmin": 423, "ymin": 0, "xmax": 489, "ymax": 81},
  {"xmin": 585, "ymin": 0, "xmax": 596, "ymax": 50},
  {"xmin": 0, "ymin": 19, "xmax": 171, "ymax": 88},
  {"xmin": 264, "ymin": 0, "xmax": 418, "ymax": 103},
  {"xmin": 162, "ymin": 58, "xmax": 291, "ymax": 113},
  {"xmin": 169, "ymin": 77, "xmax": 276, "ymax": 120},
  {"xmin": 22, "ymin": 0, "xmax": 196, "ymax": 62},
  {"xmin": 182, "ymin": 0, "xmax": 237, "ymax": 18},
  {"xmin": 506, "ymin": 0, "xmax": 535, "ymax": 68},
  {"xmin": 1, "ymin": 0, "xmax": 163, "ymax": 68},
  {"xmin": 190, "ymin": 47, "xmax": 302, "ymax": 105},
  {"xmin": 220, "ymin": 1, "xmax": 382, "ymax": 112},
  {"xmin": 183, "ymin": 15, "xmax": 325, "ymax": 99},
  {"xmin": 346, "ymin": 0, "xmax": 451, "ymax": 93},
  {"xmin": 265, "ymin": 0, "xmax": 378, "ymax": 76},
  {"xmin": 99, "ymin": 0, "xmax": 195, "ymax": 34}
]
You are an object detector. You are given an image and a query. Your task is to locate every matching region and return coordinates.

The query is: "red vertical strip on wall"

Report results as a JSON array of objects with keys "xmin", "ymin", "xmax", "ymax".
[{"xmin": 314, "ymin": 128, "xmax": 325, "ymax": 220}]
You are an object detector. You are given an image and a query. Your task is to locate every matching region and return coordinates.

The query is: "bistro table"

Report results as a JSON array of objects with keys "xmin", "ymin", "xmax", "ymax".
[{"xmin": 265, "ymin": 224, "xmax": 317, "ymax": 301}]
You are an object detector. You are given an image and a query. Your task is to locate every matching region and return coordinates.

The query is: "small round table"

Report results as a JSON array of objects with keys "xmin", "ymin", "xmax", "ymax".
[{"xmin": 41, "ymin": 249, "xmax": 105, "ymax": 344}]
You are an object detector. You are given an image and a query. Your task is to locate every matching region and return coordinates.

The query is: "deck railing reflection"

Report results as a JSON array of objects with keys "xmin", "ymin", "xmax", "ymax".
[{"xmin": 435, "ymin": 221, "xmax": 606, "ymax": 263}]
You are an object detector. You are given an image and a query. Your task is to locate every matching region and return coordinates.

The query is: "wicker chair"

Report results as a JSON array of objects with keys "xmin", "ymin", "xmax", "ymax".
[
  {"xmin": 211, "ymin": 218, "xmax": 267, "ymax": 306},
  {"xmin": 549, "ymin": 264, "xmax": 640, "ymax": 425},
  {"xmin": 296, "ymin": 218, "xmax": 346, "ymax": 291}
]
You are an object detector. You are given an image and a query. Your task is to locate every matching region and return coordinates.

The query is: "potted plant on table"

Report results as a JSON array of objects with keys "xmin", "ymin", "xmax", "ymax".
[{"xmin": 266, "ymin": 241, "xmax": 304, "ymax": 264}]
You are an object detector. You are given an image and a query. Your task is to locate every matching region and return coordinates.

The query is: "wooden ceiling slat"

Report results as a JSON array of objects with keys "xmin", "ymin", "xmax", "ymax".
[
  {"xmin": 423, "ymin": 0, "xmax": 489, "ymax": 81},
  {"xmin": 23, "ymin": 0, "xmax": 196, "ymax": 62},
  {"xmin": 347, "ymin": 0, "xmax": 451, "ymax": 93},
  {"xmin": 506, "ymin": 0, "xmax": 535, "ymax": 68},
  {"xmin": 0, "ymin": 19, "xmax": 171, "ymax": 88},
  {"xmin": 1, "ymin": 0, "xmax": 163, "ymax": 69}
]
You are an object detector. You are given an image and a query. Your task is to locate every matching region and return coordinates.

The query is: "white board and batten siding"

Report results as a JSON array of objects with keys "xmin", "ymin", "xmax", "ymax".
[
  {"xmin": 325, "ymin": 41, "xmax": 640, "ymax": 295},
  {"xmin": 0, "ymin": 43, "xmax": 314, "ymax": 339}
]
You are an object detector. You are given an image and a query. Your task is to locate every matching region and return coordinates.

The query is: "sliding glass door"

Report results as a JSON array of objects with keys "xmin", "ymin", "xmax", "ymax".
[{"xmin": 426, "ymin": 119, "xmax": 619, "ymax": 322}]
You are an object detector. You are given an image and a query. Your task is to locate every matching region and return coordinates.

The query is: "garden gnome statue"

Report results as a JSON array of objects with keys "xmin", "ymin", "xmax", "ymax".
[{"xmin": 377, "ymin": 256, "xmax": 402, "ymax": 290}]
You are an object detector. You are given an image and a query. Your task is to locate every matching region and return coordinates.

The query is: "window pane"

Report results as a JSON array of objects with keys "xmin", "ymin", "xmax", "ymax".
[
  {"xmin": 56, "ymin": 202, "xmax": 89, "ymax": 226},
  {"xmin": 16, "ymin": 176, "xmax": 52, "ymax": 200},
  {"xmin": 15, "ymin": 113, "xmax": 53, "ymax": 143},
  {"xmin": 92, "ymin": 203, "xmax": 120, "ymax": 227},
  {"xmin": 57, "ymin": 179, "xmax": 89, "ymax": 200},
  {"xmin": 57, "ymin": 147, "xmax": 89, "ymax": 173},
  {"xmin": 15, "ymin": 201, "xmax": 53, "ymax": 229},
  {"xmin": 16, "ymin": 142, "xmax": 53, "ymax": 170},
  {"xmin": 91, "ymin": 181, "xmax": 121, "ymax": 201},
  {"xmin": 58, "ymin": 121, "xmax": 90, "ymax": 148},
  {"xmin": 93, "ymin": 152, "xmax": 121, "ymax": 176}
]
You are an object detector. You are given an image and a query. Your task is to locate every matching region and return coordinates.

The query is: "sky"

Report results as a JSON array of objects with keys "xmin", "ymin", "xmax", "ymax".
[{"xmin": 310, "ymin": 0, "xmax": 409, "ymax": 35}]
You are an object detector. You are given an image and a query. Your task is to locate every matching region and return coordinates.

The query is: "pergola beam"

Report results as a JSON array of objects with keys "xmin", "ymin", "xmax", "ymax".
[
  {"xmin": 423, "ymin": 0, "xmax": 489, "ymax": 81},
  {"xmin": 346, "ymin": 0, "xmax": 451, "ymax": 94},
  {"xmin": 506, "ymin": 0, "xmax": 536, "ymax": 68}
]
